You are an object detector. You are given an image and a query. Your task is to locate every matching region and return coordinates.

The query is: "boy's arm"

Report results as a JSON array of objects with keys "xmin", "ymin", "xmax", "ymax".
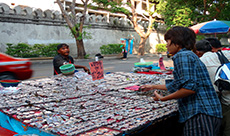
[
  {"xmin": 140, "ymin": 84, "xmax": 167, "ymax": 92},
  {"xmin": 74, "ymin": 64, "xmax": 90, "ymax": 74},
  {"xmin": 154, "ymin": 88, "xmax": 195, "ymax": 101}
]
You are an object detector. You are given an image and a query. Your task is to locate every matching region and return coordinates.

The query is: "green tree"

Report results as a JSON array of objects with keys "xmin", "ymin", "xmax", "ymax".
[
  {"xmin": 56, "ymin": 0, "xmax": 91, "ymax": 59},
  {"xmin": 93, "ymin": 0, "xmax": 160, "ymax": 56},
  {"xmin": 156, "ymin": 0, "xmax": 229, "ymax": 28}
]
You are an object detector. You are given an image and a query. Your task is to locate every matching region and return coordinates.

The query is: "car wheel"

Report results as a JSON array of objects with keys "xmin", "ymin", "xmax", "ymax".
[{"xmin": 0, "ymin": 73, "xmax": 17, "ymax": 80}]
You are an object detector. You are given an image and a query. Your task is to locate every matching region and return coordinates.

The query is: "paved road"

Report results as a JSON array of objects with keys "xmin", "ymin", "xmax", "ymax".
[{"xmin": 30, "ymin": 54, "xmax": 173, "ymax": 80}]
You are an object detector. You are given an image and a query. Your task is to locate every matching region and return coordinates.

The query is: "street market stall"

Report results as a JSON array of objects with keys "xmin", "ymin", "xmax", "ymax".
[
  {"xmin": 132, "ymin": 58, "xmax": 173, "ymax": 75},
  {"xmin": 0, "ymin": 72, "xmax": 178, "ymax": 136}
]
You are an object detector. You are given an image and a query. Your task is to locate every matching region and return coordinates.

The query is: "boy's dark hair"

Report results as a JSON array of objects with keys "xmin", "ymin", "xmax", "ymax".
[
  {"xmin": 164, "ymin": 26, "xmax": 196, "ymax": 50},
  {"xmin": 196, "ymin": 40, "xmax": 212, "ymax": 52},
  {"xmin": 205, "ymin": 37, "xmax": 222, "ymax": 48},
  {"xmin": 57, "ymin": 43, "xmax": 69, "ymax": 50}
]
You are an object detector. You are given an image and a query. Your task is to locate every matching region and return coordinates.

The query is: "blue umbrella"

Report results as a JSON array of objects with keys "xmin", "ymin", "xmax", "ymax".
[{"xmin": 190, "ymin": 20, "xmax": 230, "ymax": 34}]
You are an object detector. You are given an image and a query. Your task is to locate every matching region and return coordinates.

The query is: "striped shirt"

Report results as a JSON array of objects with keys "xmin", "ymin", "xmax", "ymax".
[{"xmin": 166, "ymin": 48, "xmax": 222, "ymax": 123}]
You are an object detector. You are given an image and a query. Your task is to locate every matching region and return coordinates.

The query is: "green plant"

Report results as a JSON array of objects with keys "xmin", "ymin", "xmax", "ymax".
[
  {"xmin": 68, "ymin": 24, "xmax": 92, "ymax": 40},
  {"xmin": 100, "ymin": 44, "xmax": 123, "ymax": 54},
  {"xmin": 5, "ymin": 43, "xmax": 59, "ymax": 58},
  {"xmin": 44, "ymin": 43, "xmax": 59, "ymax": 57},
  {"xmin": 84, "ymin": 54, "xmax": 90, "ymax": 59},
  {"xmin": 32, "ymin": 44, "xmax": 46, "ymax": 57},
  {"xmin": 156, "ymin": 43, "xmax": 167, "ymax": 53},
  {"xmin": 33, "ymin": 43, "xmax": 59, "ymax": 57},
  {"xmin": 6, "ymin": 43, "xmax": 37, "ymax": 58},
  {"xmin": 196, "ymin": 35, "xmax": 205, "ymax": 41}
]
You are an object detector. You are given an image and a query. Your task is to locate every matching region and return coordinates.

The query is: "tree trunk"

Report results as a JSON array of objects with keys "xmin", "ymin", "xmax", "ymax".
[
  {"xmin": 138, "ymin": 37, "xmax": 147, "ymax": 56},
  {"xmin": 76, "ymin": 39, "xmax": 86, "ymax": 59}
]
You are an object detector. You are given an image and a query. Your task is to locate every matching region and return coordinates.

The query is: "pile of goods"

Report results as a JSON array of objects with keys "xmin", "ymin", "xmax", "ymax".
[
  {"xmin": 0, "ymin": 72, "xmax": 177, "ymax": 136},
  {"xmin": 133, "ymin": 61, "xmax": 173, "ymax": 75}
]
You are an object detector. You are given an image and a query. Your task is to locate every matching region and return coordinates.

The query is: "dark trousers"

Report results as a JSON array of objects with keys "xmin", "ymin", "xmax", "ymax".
[{"xmin": 123, "ymin": 52, "xmax": 127, "ymax": 58}]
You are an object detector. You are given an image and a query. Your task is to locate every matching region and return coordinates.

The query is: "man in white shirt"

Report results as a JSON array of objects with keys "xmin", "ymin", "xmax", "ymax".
[
  {"xmin": 195, "ymin": 38, "xmax": 230, "ymax": 136},
  {"xmin": 206, "ymin": 37, "xmax": 225, "ymax": 52}
]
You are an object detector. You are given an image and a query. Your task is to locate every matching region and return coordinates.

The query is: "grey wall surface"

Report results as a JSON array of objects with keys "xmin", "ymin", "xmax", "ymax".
[{"xmin": 0, "ymin": 3, "xmax": 166, "ymax": 57}]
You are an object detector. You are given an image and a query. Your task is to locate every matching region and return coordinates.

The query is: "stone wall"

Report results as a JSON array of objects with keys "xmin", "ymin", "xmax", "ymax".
[{"xmin": 0, "ymin": 3, "xmax": 167, "ymax": 57}]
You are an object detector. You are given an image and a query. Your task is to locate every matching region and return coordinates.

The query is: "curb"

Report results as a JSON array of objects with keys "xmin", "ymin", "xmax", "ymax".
[
  {"xmin": 29, "ymin": 54, "xmax": 169, "ymax": 64},
  {"xmin": 30, "ymin": 55, "xmax": 120, "ymax": 64},
  {"xmin": 29, "ymin": 57, "xmax": 53, "ymax": 60}
]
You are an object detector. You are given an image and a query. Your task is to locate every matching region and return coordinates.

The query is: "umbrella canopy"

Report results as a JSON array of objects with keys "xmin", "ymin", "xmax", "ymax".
[{"xmin": 190, "ymin": 20, "xmax": 230, "ymax": 34}]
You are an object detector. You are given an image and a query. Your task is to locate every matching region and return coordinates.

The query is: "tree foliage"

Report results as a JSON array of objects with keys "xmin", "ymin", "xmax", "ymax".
[
  {"xmin": 56, "ymin": 0, "xmax": 91, "ymax": 59},
  {"xmin": 68, "ymin": 24, "xmax": 92, "ymax": 40},
  {"xmin": 156, "ymin": 0, "xmax": 230, "ymax": 28},
  {"xmin": 93, "ymin": 0, "xmax": 159, "ymax": 55},
  {"xmin": 92, "ymin": 0, "xmax": 130, "ymax": 16}
]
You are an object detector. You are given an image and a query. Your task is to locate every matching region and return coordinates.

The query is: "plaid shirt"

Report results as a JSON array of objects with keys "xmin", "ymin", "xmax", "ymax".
[{"xmin": 166, "ymin": 48, "xmax": 222, "ymax": 123}]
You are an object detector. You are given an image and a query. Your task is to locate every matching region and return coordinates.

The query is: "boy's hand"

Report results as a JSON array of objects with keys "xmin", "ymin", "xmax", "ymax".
[
  {"xmin": 153, "ymin": 91, "xmax": 163, "ymax": 101},
  {"xmin": 84, "ymin": 67, "xmax": 90, "ymax": 74},
  {"xmin": 139, "ymin": 85, "xmax": 153, "ymax": 92}
]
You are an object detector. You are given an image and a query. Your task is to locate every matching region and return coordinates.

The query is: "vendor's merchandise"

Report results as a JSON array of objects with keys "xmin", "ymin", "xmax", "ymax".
[
  {"xmin": 0, "ymin": 72, "xmax": 177, "ymax": 136},
  {"xmin": 133, "ymin": 61, "xmax": 173, "ymax": 74}
]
